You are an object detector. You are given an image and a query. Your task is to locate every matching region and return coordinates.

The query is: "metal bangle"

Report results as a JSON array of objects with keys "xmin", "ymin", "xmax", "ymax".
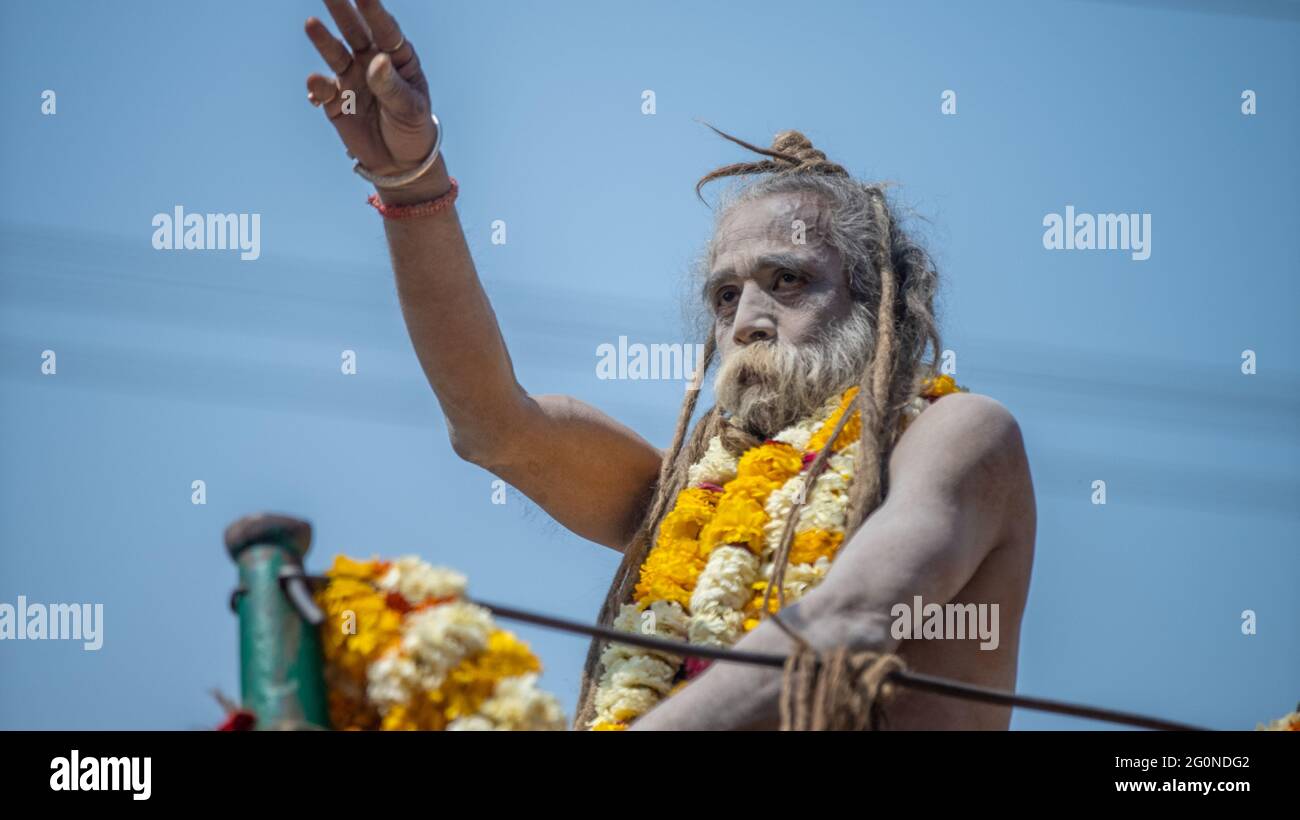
[{"xmin": 352, "ymin": 112, "xmax": 442, "ymax": 189}]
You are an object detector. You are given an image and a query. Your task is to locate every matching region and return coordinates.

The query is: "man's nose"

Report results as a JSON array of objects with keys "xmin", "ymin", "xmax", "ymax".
[{"xmin": 732, "ymin": 281, "xmax": 777, "ymax": 346}]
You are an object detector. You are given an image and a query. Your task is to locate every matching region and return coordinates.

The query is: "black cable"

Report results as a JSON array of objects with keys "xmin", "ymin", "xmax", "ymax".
[{"xmin": 469, "ymin": 597, "xmax": 1210, "ymax": 732}]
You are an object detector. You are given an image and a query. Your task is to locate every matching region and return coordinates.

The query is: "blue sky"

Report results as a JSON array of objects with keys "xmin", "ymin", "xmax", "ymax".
[{"xmin": 1, "ymin": 0, "xmax": 1296, "ymax": 730}]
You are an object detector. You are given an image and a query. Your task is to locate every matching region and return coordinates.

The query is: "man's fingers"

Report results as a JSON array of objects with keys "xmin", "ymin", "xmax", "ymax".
[
  {"xmin": 323, "ymin": 0, "xmax": 373, "ymax": 52},
  {"xmin": 305, "ymin": 17, "xmax": 353, "ymax": 75},
  {"xmin": 306, "ymin": 74, "xmax": 345, "ymax": 119},
  {"xmin": 306, "ymin": 73, "xmax": 339, "ymax": 104},
  {"xmin": 365, "ymin": 53, "xmax": 420, "ymax": 120},
  {"xmin": 356, "ymin": 0, "xmax": 407, "ymax": 58}
]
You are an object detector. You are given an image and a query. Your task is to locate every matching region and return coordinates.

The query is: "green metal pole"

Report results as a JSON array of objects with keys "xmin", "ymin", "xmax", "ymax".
[{"xmin": 225, "ymin": 513, "xmax": 330, "ymax": 730}]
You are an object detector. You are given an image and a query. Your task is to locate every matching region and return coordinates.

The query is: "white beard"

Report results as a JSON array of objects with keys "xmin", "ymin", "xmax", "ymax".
[{"xmin": 714, "ymin": 305, "xmax": 874, "ymax": 438}]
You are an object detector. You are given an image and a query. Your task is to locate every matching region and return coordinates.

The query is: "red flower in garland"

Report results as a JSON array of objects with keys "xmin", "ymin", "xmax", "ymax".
[
  {"xmin": 216, "ymin": 709, "xmax": 256, "ymax": 731},
  {"xmin": 684, "ymin": 657, "xmax": 713, "ymax": 680}
]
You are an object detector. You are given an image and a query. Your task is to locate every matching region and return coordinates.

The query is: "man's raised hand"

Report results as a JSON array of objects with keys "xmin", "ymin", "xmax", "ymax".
[{"xmin": 304, "ymin": 0, "xmax": 439, "ymax": 193}]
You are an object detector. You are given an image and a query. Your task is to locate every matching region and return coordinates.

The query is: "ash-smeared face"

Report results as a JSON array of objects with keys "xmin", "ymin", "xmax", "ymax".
[{"xmin": 706, "ymin": 191, "xmax": 871, "ymax": 437}]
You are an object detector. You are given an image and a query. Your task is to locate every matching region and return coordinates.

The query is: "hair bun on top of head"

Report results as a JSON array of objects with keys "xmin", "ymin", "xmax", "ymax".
[{"xmin": 695, "ymin": 122, "xmax": 849, "ymax": 201}]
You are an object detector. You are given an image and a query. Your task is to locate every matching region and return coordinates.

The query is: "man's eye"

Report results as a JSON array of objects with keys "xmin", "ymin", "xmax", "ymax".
[
  {"xmin": 774, "ymin": 269, "xmax": 802, "ymax": 289},
  {"xmin": 716, "ymin": 288, "xmax": 738, "ymax": 307}
]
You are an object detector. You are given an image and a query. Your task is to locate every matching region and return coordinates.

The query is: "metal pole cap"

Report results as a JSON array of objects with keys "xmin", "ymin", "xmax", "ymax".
[{"xmin": 224, "ymin": 513, "xmax": 313, "ymax": 560}]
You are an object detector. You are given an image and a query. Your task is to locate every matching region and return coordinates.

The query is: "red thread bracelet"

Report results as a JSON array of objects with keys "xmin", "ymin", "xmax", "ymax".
[{"xmin": 367, "ymin": 177, "xmax": 459, "ymax": 220}]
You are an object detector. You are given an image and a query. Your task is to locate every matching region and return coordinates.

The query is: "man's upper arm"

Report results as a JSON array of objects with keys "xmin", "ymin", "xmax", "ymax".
[
  {"xmin": 468, "ymin": 392, "xmax": 664, "ymax": 551},
  {"xmin": 810, "ymin": 392, "xmax": 1034, "ymax": 633}
]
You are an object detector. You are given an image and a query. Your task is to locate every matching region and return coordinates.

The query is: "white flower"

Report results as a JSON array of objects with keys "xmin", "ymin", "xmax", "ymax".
[
  {"xmin": 688, "ymin": 435, "xmax": 738, "ymax": 486},
  {"xmin": 366, "ymin": 650, "xmax": 416, "ymax": 709},
  {"xmin": 797, "ymin": 479, "xmax": 848, "ymax": 533},
  {"xmin": 688, "ymin": 546, "xmax": 759, "ymax": 646},
  {"xmin": 831, "ymin": 440, "xmax": 858, "ymax": 466},
  {"xmin": 446, "ymin": 715, "xmax": 495, "ymax": 731},
  {"xmin": 603, "ymin": 601, "xmax": 688, "ymax": 665},
  {"xmin": 690, "ymin": 546, "xmax": 758, "ymax": 613},
  {"xmin": 465, "ymin": 674, "xmax": 566, "ymax": 731},
  {"xmin": 771, "ymin": 416, "xmax": 820, "ymax": 451},
  {"xmin": 687, "ymin": 606, "xmax": 747, "ymax": 646},
  {"xmin": 752, "ymin": 557, "xmax": 833, "ymax": 609},
  {"xmin": 401, "ymin": 601, "xmax": 494, "ymax": 690},
  {"xmin": 377, "ymin": 556, "xmax": 467, "ymax": 604},
  {"xmin": 778, "ymin": 558, "xmax": 833, "ymax": 602},
  {"xmin": 598, "ymin": 653, "xmax": 677, "ymax": 694},
  {"xmin": 762, "ymin": 474, "xmax": 806, "ymax": 559},
  {"xmin": 593, "ymin": 679, "xmax": 662, "ymax": 725},
  {"xmin": 591, "ymin": 600, "xmax": 689, "ymax": 726}
]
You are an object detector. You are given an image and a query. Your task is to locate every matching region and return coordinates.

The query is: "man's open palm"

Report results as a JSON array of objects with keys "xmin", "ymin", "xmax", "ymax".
[{"xmin": 304, "ymin": 0, "xmax": 436, "ymax": 179}]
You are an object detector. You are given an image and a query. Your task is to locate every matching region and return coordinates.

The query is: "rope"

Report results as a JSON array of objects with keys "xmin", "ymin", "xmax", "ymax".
[
  {"xmin": 760, "ymin": 392, "xmax": 860, "ymax": 648},
  {"xmin": 780, "ymin": 646, "xmax": 907, "ymax": 731}
]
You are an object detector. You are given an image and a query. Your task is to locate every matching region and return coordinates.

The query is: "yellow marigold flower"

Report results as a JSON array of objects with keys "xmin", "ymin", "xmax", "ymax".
[
  {"xmin": 635, "ymin": 542, "xmax": 703, "ymax": 606},
  {"xmin": 316, "ymin": 554, "xmax": 410, "ymax": 730},
  {"xmin": 317, "ymin": 571, "xmax": 403, "ymax": 687},
  {"xmin": 718, "ymin": 475, "xmax": 783, "ymax": 506},
  {"xmin": 327, "ymin": 554, "xmax": 385, "ymax": 581},
  {"xmin": 635, "ymin": 487, "xmax": 721, "ymax": 605},
  {"xmin": 591, "ymin": 721, "xmax": 628, "ymax": 731},
  {"xmin": 736, "ymin": 442, "xmax": 802, "ymax": 485},
  {"xmin": 741, "ymin": 578, "xmax": 790, "ymax": 630},
  {"xmin": 436, "ymin": 630, "xmax": 541, "ymax": 721},
  {"xmin": 921, "ymin": 374, "xmax": 965, "ymax": 399},
  {"xmin": 808, "ymin": 387, "xmax": 862, "ymax": 453},
  {"xmin": 657, "ymin": 487, "xmax": 719, "ymax": 541},
  {"xmin": 383, "ymin": 699, "xmax": 451, "ymax": 731},
  {"xmin": 699, "ymin": 496, "xmax": 767, "ymax": 554},
  {"xmin": 634, "ymin": 567, "xmax": 695, "ymax": 606},
  {"xmin": 744, "ymin": 583, "xmax": 782, "ymax": 621},
  {"xmin": 697, "ymin": 464, "xmax": 800, "ymax": 556},
  {"xmin": 788, "ymin": 529, "xmax": 844, "ymax": 565}
]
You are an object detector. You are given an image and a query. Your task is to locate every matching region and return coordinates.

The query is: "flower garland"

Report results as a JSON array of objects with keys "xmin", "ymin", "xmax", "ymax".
[
  {"xmin": 1257, "ymin": 708, "xmax": 1300, "ymax": 731},
  {"xmin": 590, "ymin": 374, "xmax": 965, "ymax": 730},
  {"xmin": 316, "ymin": 554, "xmax": 566, "ymax": 731}
]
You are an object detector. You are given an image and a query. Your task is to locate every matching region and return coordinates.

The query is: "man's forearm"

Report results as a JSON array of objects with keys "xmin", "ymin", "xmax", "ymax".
[
  {"xmin": 624, "ymin": 485, "xmax": 989, "ymax": 730},
  {"xmin": 376, "ymin": 157, "xmax": 524, "ymax": 454},
  {"xmin": 628, "ymin": 587, "xmax": 897, "ymax": 730}
]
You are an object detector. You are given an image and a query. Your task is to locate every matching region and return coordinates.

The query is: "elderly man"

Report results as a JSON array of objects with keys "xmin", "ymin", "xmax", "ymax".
[{"xmin": 303, "ymin": 0, "xmax": 1035, "ymax": 730}]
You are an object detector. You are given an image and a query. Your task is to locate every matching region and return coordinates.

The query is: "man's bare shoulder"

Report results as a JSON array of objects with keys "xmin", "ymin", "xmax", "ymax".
[{"xmin": 889, "ymin": 392, "xmax": 1034, "ymax": 517}]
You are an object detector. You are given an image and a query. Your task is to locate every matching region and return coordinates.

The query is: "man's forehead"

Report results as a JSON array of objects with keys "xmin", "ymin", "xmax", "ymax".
[
  {"xmin": 717, "ymin": 192, "xmax": 829, "ymax": 238},
  {"xmin": 711, "ymin": 193, "xmax": 835, "ymax": 274},
  {"xmin": 713, "ymin": 193, "xmax": 832, "ymax": 259}
]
